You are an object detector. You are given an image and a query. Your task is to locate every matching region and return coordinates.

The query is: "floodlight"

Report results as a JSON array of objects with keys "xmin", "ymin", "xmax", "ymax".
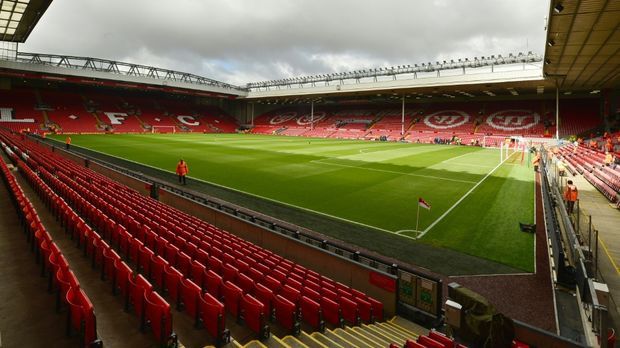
[
  {"xmin": 548, "ymin": 40, "xmax": 555, "ymax": 47},
  {"xmin": 554, "ymin": 3, "xmax": 563, "ymax": 13},
  {"xmin": 545, "ymin": 59, "xmax": 552, "ymax": 65}
]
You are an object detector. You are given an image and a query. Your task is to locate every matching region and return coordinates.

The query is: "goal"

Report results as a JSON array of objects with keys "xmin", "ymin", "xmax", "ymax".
[
  {"xmin": 151, "ymin": 126, "xmax": 176, "ymax": 134},
  {"xmin": 483, "ymin": 135, "xmax": 528, "ymax": 163}
]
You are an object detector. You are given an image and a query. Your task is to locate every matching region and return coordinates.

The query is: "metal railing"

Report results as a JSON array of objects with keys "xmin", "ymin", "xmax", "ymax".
[
  {"xmin": 544, "ymin": 150, "xmax": 616, "ymax": 346},
  {"xmin": 2, "ymin": 52, "xmax": 247, "ymax": 92}
]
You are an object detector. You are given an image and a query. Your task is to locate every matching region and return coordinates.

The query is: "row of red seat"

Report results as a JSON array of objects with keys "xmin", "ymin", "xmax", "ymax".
[
  {"xmin": 0, "ymin": 146, "xmax": 101, "ymax": 347},
  {"xmin": 556, "ymin": 145, "xmax": 619, "ymax": 203},
  {"xmin": 389, "ymin": 329, "xmax": 466, "ymax": 348}
]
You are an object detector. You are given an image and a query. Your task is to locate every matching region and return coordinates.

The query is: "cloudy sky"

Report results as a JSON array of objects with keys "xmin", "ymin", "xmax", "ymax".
[{"xmin": 21, "ymin": 0, "xmax": 550, "ymax": 86}]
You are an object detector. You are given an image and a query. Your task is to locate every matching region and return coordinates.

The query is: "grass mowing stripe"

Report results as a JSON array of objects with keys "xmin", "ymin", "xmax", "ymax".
[{"xmin": 310, "ymin": 159, "xmax": 478, "ymax": 184}]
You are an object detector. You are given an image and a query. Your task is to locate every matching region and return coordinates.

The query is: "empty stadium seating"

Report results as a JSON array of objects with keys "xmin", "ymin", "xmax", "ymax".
[
  {"xmin": 1, "ymin": 128, "xmax": 392, "ymax": 346},
  {"xmin": 0, "ymin": 88, "xmax": 238, "ymax": 134}
]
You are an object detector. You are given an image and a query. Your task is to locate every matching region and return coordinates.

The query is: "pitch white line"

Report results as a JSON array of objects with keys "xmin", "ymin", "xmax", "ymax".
[
  {"xmin": 417, "ymin": 151, "xmax": 518, "ymax": 239},
  {"xmin": 311, "ymin": 159, "xmax": 478, "ymax": 184}
]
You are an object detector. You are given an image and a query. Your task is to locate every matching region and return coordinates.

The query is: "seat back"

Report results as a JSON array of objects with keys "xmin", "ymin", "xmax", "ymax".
[
  {"xmin": 222, "ymin": 281, "xmax": 243, "ymax": 318},
  {"xmin": 241, "ymin": 294, "xmax": 267, "ymax": 336},
  {"xmin": 205, "ymin": 269, "xmax": 223, "ymax": 299},
  {"xmin": 300, "ymin": 296, "xmax": 323, "ymax": 330},
  {"xmin": 274, "ymin": 294, "xmax": 297, "ymax": 331},
  {"xmin": 200, "ymin": 292, "xmax": 226, "ymax": 341},
  {"xmin": 144, "ymin": 290, "xmax": 173, "ymax": 344},
  {"xmin": 180, "ymin": 278, "xmax": 201, "ymax": 321},
  {"xmin": 320, "ymin": 297, "xmax": 341, "ymax": 327}
]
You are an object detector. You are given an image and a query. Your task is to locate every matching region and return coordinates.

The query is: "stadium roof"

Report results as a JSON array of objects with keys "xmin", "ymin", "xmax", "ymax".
[
  {"xmin": 0, "ymin": 0, "xmax": 52, "ymax": 42},
  {"xmin": 544, "ymin": 0, "xmax": 620, "ymax": 90}
]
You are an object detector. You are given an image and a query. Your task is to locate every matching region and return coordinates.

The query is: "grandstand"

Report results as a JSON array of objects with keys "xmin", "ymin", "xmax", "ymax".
[{"xmin": 0, "ymin": 0, "xmax": 618, "ymax": 347}]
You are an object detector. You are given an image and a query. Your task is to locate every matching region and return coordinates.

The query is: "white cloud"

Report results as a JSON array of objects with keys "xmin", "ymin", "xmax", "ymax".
[{"xmin": 20, "ymin": 0, "xmax": 550, "ymax": 85}]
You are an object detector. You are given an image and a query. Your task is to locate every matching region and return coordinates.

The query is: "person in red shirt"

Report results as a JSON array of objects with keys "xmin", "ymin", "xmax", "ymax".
[{"xmin": 176, "ymin": 159, "xmax": 189, "ymax": 185}]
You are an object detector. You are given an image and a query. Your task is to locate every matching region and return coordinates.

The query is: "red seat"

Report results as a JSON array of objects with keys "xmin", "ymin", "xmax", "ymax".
[
  {"xmin": 165, "ymin": 243, "xmax": 179, "ymax": 266},
  {"xmin": 405, "ymin": 340, "xmax": 426, "ymax": 348},
  {"xmin": 199, "ymin": 292, "xmax": 229, "ymax": 345},
  {"xmin": 279, "ymin": 284, "xmax": 300, "ymax": 305},
  {"xmin": 222, "ymin": 281, "xmax": 243, "ymax": 319},
  {"xmin": 368, "ymin": 297, "xmax": 384, "ymax": 321},
  {"xmin": 301, "ymin": 286, "xmax": 321, "ymax": 302},
  {"xmin": 55, "ymin": 268, "xmax": 79, "ymax": 311},
  {"xmin": 241, "ymin": 294, "xmax": 269, "ymax": 338},
  {"xmin": 320, "ymin": 297, "xmax": 342, "ymax": 327},
  {"xmin": 222, "ymin": 263, "xmax": 239, "ymax": 283},
  {"xmin": 429, "ymin": 330, "xmax": 455, "ymax": 347},
  {"xmin": 237, "ymin": 273, "xmax": 254, "ymax": 294},
  {"xmin": 274, "ymin": 295, "xmax": 299, "ymax": 334},
  {"xmin": 417, "ymin": 336, "xmax": 445, "ymax": 348},
  {"xmin": 353, "ymin": 297, "xmax": 372, "ymax": 323},
  {"xmin": 205, "ymin": 269, "xmax": 223, "ymax": 299},
  {"xmin": 208, "ymin": 255, "xmax": 223, "ymax": 275},
  {"xmin": 66, "ymin": 287, "xmax": 99, "ymax": 347},
  {"xmin": 253, "ymin": 282, "xmax": 274, "ymax": 319},
  {"xmin": 129, "ymin": 238, "xmax": 143, "ymax": 265},
  {"xmin": 164, "ymin": 266, "xmax": 183, "ymax": 308},
  {"xmin": 190, "ymin": 260, "xmax": 207, "ymax": 290},
  {"xmin": 144, "ymin": 290, "xmax": 174, "ymax": 345},
  {"xmin": 180, "ymin": 278, "xmax": 201, "ymax": 325},
  {"xmin": 247, "ymin": 268, "xmax": 264, "ymax": 283},
  {"xmin": 138, "ymin": 244, "xmax": 154, "ymax": 276},
  {"xmin": 130, "ymin": 274, "xmax": 152, "ymax": 319},
  {"xmin": 150, "ymin": 255, "xmax": 168, "ymax": 289},
  {"xmin": 177, "ymin": 251, "xmax": 192, "ymax": 276},
  {"xmin": 339, "ymin": 296, "xmax": 359, "ymax": 325},
  {"xmin": 300, "ymin": 296, "xmax": 324, "ymax": 331},
  {"xmin": 102, "ymin": 247, "xmax": 120, "ymax": 282},
  {"xmin": 113, "ymin": 259, "xmax": 133, "ymax": 302},
  {"xmin": 262, "ymin": 275, "xmax": 281, "ymax": 293}
]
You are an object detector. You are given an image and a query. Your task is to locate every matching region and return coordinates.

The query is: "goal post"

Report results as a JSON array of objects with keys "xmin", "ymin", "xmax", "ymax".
[
  {"xmin": 485, "ymin": 135, "xmax": 527, "ymax": 164},
  {"xmin": 151, "ymin": 125, "xmax": 176, "ymax": 134}
]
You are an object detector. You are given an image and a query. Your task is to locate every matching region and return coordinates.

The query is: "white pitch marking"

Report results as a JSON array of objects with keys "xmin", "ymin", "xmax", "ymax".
[
  {"xmin": 311, "ymin": 159, "xmax": 477, "ymax": 184},
  {"xmin": 417, "ymin": 151, "xmax": 518, "ymax": 238}
]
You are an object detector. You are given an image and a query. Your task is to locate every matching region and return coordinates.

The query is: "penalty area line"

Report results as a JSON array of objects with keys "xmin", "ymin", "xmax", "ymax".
[{"xmin": 416, "ymin": 151, "xmax": 518, "ymax": 239}]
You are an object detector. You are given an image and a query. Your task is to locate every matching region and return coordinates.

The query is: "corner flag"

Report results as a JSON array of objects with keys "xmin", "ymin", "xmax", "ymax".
[{"xmin": 418, "ymin": 197, "xmax": 431, "ymax": 210}]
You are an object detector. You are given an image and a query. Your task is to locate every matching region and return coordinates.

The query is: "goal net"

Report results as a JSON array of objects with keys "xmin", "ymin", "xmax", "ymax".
[
  {"xmin": 483, "ymin": 135, "xmax": 528, "ymax": 164},
  {"xmin": 151, "ymin": 125, "xmax": 176, "ymax": 134}
]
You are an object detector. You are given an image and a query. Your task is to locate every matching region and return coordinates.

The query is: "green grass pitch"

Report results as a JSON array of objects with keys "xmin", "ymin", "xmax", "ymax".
[{"xmin": 54, "ymin": 133, "xmax": 535, "ymax": 272}]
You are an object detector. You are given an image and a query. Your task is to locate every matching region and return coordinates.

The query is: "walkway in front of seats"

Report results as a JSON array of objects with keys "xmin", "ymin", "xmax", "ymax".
[
  {"xmin": 568, "ymin": 172, "xmax": 620, "ymax": 335},
  {"xmin": 0, "ymin": 162, "xmax": 78, "ymax": 347},
  {"xmin": 1, "ymin": 153, "xmax": 160, "ymax": 348}
]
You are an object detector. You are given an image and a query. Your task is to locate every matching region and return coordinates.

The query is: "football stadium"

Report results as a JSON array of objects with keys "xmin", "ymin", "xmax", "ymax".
[{"xmin": 0, "ymin": 0, "xmax": 618, "ymax": 347}]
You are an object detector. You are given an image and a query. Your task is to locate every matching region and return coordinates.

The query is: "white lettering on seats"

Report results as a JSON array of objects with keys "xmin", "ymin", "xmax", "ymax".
[
  {"xmin": 103, "ymin": 112, "xmax": 128, "ymax": 125},
  {"xmin": 0, "ymin": 107, "xmax": 35, "ymax": 123},
  {"xmin": 423, "ymin": 110, "xmax": 470, "ymax": 129},
  {"xmin": 297, "ymin": 112, "xmax": 326, "ymax": 125},
  {"xmin": 177, "ymin": 115, "xmax": 199, "ymax": 126},
  {"xmin": 269, "ymin": 112, "xmax": 297, "ymax": 125},
  {"xmin": 486, "ymin": 110, "xmax": 540, "ymax": 131}
]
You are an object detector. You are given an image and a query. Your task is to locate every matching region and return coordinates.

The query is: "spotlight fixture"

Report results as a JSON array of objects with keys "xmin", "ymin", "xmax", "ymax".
[
  {"xmin": 548, "ymin": 40, "xmax": 555, "ymax": 47},
  {"xmin": 554, "ymin": 3, "xmax": 564, "ymax": 13},
  {"xmin": 545, "ymin": 59, "xmax": 552, "ymax": 65}
]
